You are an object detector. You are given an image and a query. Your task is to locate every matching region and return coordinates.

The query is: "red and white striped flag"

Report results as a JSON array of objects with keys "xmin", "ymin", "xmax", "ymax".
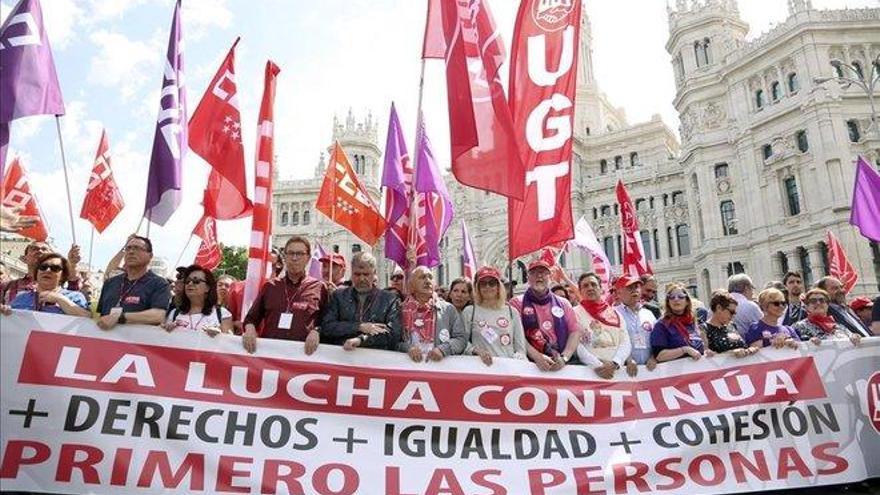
[
  {"xmin": 243, "ymin": 61, "xmax": 280, "ymax": 316},
  {"xmin": 461, "ymin": 219, "xmax": 477, "ymax": 279},
  {"xmin": 193, "ymin": 214, "xmax": 221, "ymax": 270},
  {"xmin": 826, "ymin": 230, "xmax": 858, "ymax": 294}
]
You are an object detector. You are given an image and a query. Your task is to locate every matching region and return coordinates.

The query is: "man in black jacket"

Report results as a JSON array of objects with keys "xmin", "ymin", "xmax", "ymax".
[
  {"xmin": 320, "ymin": 251, "xmax": 402, "ymax": 350},
  {"xmin": 816, "ymin": 276, "xmax": 871, "ymax": 338}
]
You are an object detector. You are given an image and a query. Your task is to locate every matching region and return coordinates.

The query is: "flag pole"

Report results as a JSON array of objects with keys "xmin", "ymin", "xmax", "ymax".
[
  {"xmin": 54, "ymin": 117, "xmax": 77, "ymax": 245},
  {"xmin": 407, "ymin": 58, "xmax": 427, "ymax": 275},
  {"xmin": 329, "ymin": 145, "xmax": 336, "ymax": 285},
  {"xmin": 175, "ymin": 233, "xmax": 194, "ymax": 268},
  {"xmin": 87, "ymin": 226, "xmax": 95, "ymax": 270},
  {"xmin": 135, "ymin": 216, "xmax": 145, "ymax": 235}
]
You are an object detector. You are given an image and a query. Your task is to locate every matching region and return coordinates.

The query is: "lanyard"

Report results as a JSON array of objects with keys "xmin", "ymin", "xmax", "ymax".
[
  {"xmin": 116, "ymin": 276, "xmax": 144, "ymax": 307},
  {"xmin": 282, "ymin": 277, "xmax": 307, "ymax": 312},
  {"xmin": 188, "ymin": 313, "xmax": 206, "ymax": 330}
]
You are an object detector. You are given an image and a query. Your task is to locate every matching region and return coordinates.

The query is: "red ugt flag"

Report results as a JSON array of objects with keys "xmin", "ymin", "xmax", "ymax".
[
  {"xmin": 507, "ymin": 0, "xmax": 581, "ymax": 259},
  {"xmin": 316, "ymin": 142, "xmax": 386, "ymax": 245},
  {"xmin": 825, "ymin": 230, "xmax": 858, "ymax": 294},
  {"xmin": 80, "ymin": 129, "xmax": 124, "ymax": 233},
  {"xmin": 616, "ymin": 180, "xmax": 652, "ymax": 277},
  {"xmin": 425, "ymin": 0, "xmax": 525, "ymax": 200},
  {"xmin": 1, "ymin": 157, "xmax": 48, "ymax": 241},
  {"xmin": 189, "ymin": 38, "xmax": 252, "ymax": 220},
  {"xmin": 193, "ymin": 214, "xmax": 222, "ymax": 270}
]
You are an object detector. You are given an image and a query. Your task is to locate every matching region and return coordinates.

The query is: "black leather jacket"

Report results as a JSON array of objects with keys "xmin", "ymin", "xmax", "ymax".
[{"xmin": 320, "ymin": 287, "xmax": 402, "ymax": 350}]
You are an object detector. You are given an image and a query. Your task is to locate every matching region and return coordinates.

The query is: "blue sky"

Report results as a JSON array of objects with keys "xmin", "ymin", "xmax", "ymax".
[{"xmin": 1, "ymin": 0, "xmax": 874, "ymax": 273}]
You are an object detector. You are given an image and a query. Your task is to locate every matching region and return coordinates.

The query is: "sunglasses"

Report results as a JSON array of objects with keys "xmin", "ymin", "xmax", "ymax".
[
  {"xmin": 667, "ymin": 293, "xmax": 688, "ymax": 301},
  {"xmin": 807, "ymin": 298, "xmax": 828, "ymax": 305},
  {"xmin": 185, "ymin": 278, "xmax": 207, "ymax": 285},
  {"xmin": 723, "ymin": 306, "xmax": 737, "ymax": 316},
  {"xmin": 478, "ymin": 279, "xmax": 500, "ymax": 287},
  {"xmin": 768, "ymin": 301, "xmax": 786, "ymax": 307},
  {"xmin": 38, "ymin": 263, "xmax": 64, "ymax": 273}
]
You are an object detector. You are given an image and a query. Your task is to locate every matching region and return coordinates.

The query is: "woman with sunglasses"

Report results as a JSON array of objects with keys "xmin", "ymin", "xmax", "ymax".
[
  {"xmin": 651, "ymin": 283, "xmax": 704, "ymax": 362},
  {"xmin": 2, "ymin": 253, "xmax": 90, "ymax": 317},
  {"xmin": 464, "ymin": 267, "xmax": 527, "ymax": 366},
  {"xmin": 162, "ymin": 265, "xmax": 232, "ymax": 336},
  {"xmin": 792, "ymin": 288, "xmax": 861, "ymax": 346},
  {"xmin": 745, "ymin": 288, "xmax": 800, "ymax": 349},
  {"xmin": 701, "ymin": 290, "xmax": 756, "ymax": 358}
]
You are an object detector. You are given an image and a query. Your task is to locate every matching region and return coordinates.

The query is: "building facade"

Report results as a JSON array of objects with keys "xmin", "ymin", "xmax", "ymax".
[{"xmin": 273, "ymin": 1, "xmax": 880, "ymax": 297}]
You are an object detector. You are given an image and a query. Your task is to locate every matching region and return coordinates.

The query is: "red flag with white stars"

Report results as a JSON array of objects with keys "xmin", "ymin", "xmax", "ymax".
[
  {"xmin": 188, "ymin": 38, "xmax": 252, "ymax": 220},
  {"xmin": 316, "ymin": 142, "xmax": 386, "ymax": 245},
  {"xmin": 80, "ymin": 129, "xmax": 124, "ymax": 233}
]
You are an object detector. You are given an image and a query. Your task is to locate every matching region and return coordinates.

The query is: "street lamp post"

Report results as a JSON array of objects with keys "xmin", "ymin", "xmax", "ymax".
[{"xmin": 813, "ymin": 55, "xmax": 880, "ymax": 138}]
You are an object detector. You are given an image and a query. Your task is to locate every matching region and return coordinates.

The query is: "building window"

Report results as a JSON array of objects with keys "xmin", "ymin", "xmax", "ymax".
[
  {"xmin": 770, "ymin": 81, "xmax": 781, "ymax": 102},
  {"xmin": 649, "ymin": 197, "xmax": 655, "ymax": 209},
  {"xmin": 703, "ymin": 38, "xmax": 711, "ymax": 64},
  {"xmin": 833, "ymin": 63, "xmax": 844, "ymax": 78},
  {"xmin": 352, "ymin": 243, "xmax": 362, "ymax": 253},
  {"xmin": 795, "ymin": 130, "xmax": 809, "ymax": 152},
  {"xmin": 635, "ymin": 199, "xmax": 646, "ymax": 211},
  {"xmin": 291, "ymin": 211, "xmax": 299, "ymax": 225},
  {"xmin": 726, "ymin": 262, "xmax": 745, "ymax": 277},
  {"xmin": 714, "ymin": 163, "xmax": 729, "ymax": 179},
  {"xmin": 846, "ymin": 120, "xmax": 861, "ymax": 142},
  {"xmin": 332, "ymin": 245, "xmax": 340, "ymax": 254},
  {"xmin": 600, "ymin": 159, "xmax": 607, "ymax": 174},
  {"xmin": 603, "ymin": 236, "xmax": 616, "ymax": 265},
  {"xmin": 303, "ymin": 210, "xmax": 310, "ymax": 225},
  {"xmin": 676, "ymin": 224, "xmax": 691, "ymax": 256},
  {"xmin": 662, "ymin": 194, "xmax": 669, "ymax": 207},
  {"xmin": 851, "ymin": 61, "xmax": 864, "ymax": 80},
  {"xmin": 614, "ymin": 156, "xmax": 622, "ymax": 170},
  {"xmin": 600, "ymin": 205, "xmax": 611, "ymax": 217},
  {"xmin": 630, "ymin": 152, "xmax": 639, "ymax": 167},
  {"xmin": 755, "ymin": 89, "xmax": 765, "ymax": 110},
  {"xmin": 614, "ymin": 204, "xmax": 619, "ymax": 216},
  {"xmin": 640, "ymin": 230, "xmax": 653, "ymax": 261},
  {"xmin": 653, "ymin": 229, "xmax": 661, "ymax": 260},
  {"xmin": 667, "ymin": 227, "xmax": 675, "ymax": 257},
  {"xmin": 280, "ymin": 211, "xmax": 289, "ymax": 225},
  {"xmin": 787, "ymin": 72, "xmax": 799, "ymax": 93},
  {"xmin": 672, "ymin": 191, "xmax": 685, "ymax": 205},
  {"xmin": 762, "ymin": 144, "xmax": 773, "ymax": 160},
  {"xmin": 799, "ymin": 247, "xmax": 813, "ymax": 286},
  {"xmin": 592, "ymin": 207, "xmax": 598, "ymax": 220},
  {"xmin": 784, "ymin": 176, "xmax": 801, "ymax": 215},
  {"xmin": 694, "ymin": 38, "xmax": 710, "ymax": 67},
  {"xmin": 720, "ymin": 200, "xmax": 738, "ymax": 235}
]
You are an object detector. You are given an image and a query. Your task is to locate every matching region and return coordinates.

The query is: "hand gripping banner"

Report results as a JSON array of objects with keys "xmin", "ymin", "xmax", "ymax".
[{"xmin": 1, "ymin": 311, "xmax": 879, "ymax": 494}]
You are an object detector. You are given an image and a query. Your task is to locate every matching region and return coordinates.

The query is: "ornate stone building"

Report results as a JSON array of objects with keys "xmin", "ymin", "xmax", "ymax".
[{"xmin": 273, "ymin": 1, "xmax": 880, "ymax": 297}]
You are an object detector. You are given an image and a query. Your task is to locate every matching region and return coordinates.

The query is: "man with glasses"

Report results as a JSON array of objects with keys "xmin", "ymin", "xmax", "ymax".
[
  {"xmin": 781, "ymin": 271, "xmax": 806, "ymax": 325},
  {"xmin": 614, "ymin": 275, "xmax": 658, "ymax": 376},
  {"xmin": 815, "ymin": 276, "xmax": 871, "ymax": 338},
  {"xmin": 727, "ymin": 273, "xmax": 762, "ymax": 335},
  {"xmin": 2, "ymin": 241, "xmax": 51, "ymax": 304},
  {"xmin": 96, "ymin": 235, "xmax": 171, "ymax": 330},
  {"xmin": 242, "ymin": 235, "xmax": 328, "ymax": 355}
]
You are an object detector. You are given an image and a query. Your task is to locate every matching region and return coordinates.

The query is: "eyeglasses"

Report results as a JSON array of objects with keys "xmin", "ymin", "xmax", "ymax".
[
  {"xmin": 185, "ymin": 278, "xmax": 207, "ymax": 285},
  {"xmin": 724, "ymin": 307, "xmax": 737, "ymax": 316},
  {"xmin": 768, "ymin": 301, "xmax": 786, "ymax": 307},
  {"xmin": 285, "ymin": 251, "xmax": 309, "ymax": 258},
  {"xmin": 667, "ymin": 293, "xmax": 688, "ymax": 301},
  {"xmin": 38, "ymin": 263, "xmax": 63, "ymax": 273},
  {"xmin": 391, "ymin": 275, "xmax": 404, "ymax": 281},
  {"xmin": 478, "ymin": 279, "xmax": 500, "ymax": 287},
  {"xmin": 807, "ymin": 298, "xmax": 828, "ymax": 305},
  {"xmin": 123, "ymin": 245, "xmax": 149, "ymax": 253}
]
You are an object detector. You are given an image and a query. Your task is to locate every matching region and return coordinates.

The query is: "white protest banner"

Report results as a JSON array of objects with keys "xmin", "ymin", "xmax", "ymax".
[{"xmin": 1, "ymin": 310, "xmax": 879, "ymax": 494}]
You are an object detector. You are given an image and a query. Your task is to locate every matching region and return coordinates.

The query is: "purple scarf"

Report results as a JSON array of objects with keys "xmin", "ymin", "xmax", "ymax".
[{"xmin": 522, "ymin": 288, "xmax": 569, "ymax": 350}]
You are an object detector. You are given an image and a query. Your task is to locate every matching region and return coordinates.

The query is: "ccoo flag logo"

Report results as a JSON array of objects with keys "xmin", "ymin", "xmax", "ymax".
[{"xmin": 868, "ymin": 372, "xmax": 880, "ymax": 434}]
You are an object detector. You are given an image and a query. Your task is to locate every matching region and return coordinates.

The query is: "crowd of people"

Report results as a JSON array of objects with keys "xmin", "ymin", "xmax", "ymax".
[{"xmin": 1, "ymin": 233, "xmax": 878, "ymax": 378}]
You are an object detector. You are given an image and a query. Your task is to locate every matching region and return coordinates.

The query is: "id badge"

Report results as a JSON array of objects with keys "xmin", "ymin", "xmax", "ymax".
[
  {"xmin": 110, "ymin": 307, "xmax": 123, "ymax": 316},
  {"xmin": 633, "ymin": 333, "xmax": 648, "ymax": 350},
  {"xmin": 278, "ymin": 312, "xmax": 294, "ymax": 330}
]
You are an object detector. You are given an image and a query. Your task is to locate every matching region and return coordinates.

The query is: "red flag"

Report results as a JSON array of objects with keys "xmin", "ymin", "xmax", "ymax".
[
  {"xmin": 435, "ymin": 0, "xmax": 525, "ymax": 200},
  {"xmin": 188, "ymin": 38, "xmax": 252, "ymax": 220},
  {"xmin": 616, "ymin": 180, "xmax": 652, "ymax": 277},
  {"xmin": 825, "ymin": 230, "xmax": 858, "ymax": 294},
  {"xmin": 1, "ymin": 157, "xmax": 48, "ymax": 241},
  {"xmin": 193, "ymin": 214, "xmax": 222, "ymax": 270},
  {"xmin": 507, "ymin": 0, "xmax": 581, "ymax": 259},
  {"xmin": 421, "ymin": 0, "xmax": 445, "ymax": 59},
  {"xmin": 243, "ymin": 61, "xmax": 280, "ymax": 316},
  {"xmin": 79, "ymin": 129, "xmax": 124, "ymax": 233},
  {"xmin": 316, "ymin": 142, "xmax": 386, "ymax": 245}
]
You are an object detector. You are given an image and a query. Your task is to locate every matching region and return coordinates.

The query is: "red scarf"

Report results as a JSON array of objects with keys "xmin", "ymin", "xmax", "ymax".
[
  {"xmin": 664, "ymin": 312, "xmax": 695, "ymax": 341},
  {"xmin": 402, "ymin": 295, "xmax": 437, "ymax": 343},
  {"xmin": 807, "ymin": 313, "xmax": 837, "ymax": 334},
  {"xmin": 580, "ymin": 298, "xmax": 620, "ymax": 327}
]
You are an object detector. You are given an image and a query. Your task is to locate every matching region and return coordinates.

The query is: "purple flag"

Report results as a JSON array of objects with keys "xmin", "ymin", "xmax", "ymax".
[
  {"xmin": 381, "ymin": 103, "xmax": 413, "ymax": 268},
  {"xmin": 414, "ymin": 112, "xmax": 454, "ymax": 268},
  {"xmin": 308, "ymin": 242, "xmax": 328, "ymax": 279},
  {"xmin": 144, "ymin": 0, "xmax": 186, "ymax": 226},
  {"xmin": 850, "ymin": 156, "xmax": 880, "ymax": 242},
  {"xmin": 461, "ymin": 219, "xmax": 477, "ymax": 279},
  {"xmin": 0, "ymin": 0, "xmax": 65, "ymax": 178}
]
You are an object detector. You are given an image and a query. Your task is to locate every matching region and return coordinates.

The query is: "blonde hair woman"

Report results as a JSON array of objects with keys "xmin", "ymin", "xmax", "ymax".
[{"xmin": 463, "ymin": 266, "xmax": 526, "ymax": 366}]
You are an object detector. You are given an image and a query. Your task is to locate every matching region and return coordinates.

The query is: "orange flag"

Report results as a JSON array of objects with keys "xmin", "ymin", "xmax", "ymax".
[
  {"xmin": 1, "ymin": 157, "xmax": 48, "ymax": 241},
  {"xmin": 316, "ymin": 142, "xmax": 386, "ymax": 245}
]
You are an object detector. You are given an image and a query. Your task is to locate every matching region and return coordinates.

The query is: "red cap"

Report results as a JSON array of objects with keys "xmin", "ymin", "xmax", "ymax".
[
  {"xmin": 527, "ymin": 259, "xmax": 552, "ymax": 272},
  {"xmin": 475, "ymin": 266, "xmax": 502, "ymax": 282},
  {"xmin": 850, "ymin": 296, "xmax": 873, "ymax": 311},
  {"xmin": 613, "ymin": 274, "xmax": 641, "ymax": 290},
  {"xmin": 319, "ymin": 254, "xmax": 346, "ymax": 268}
]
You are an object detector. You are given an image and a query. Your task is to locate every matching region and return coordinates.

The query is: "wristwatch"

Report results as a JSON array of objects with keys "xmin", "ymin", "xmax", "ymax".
[
  {"xmin": 612, "ymin": 361, "xmax": 620, "ymax": 370},
  {"xmin": 561, "ymin": 353, "xmax": 571, "ymax": 363},
  {"xmin": 359, "ymin": 334, "xmax": 370, "ymax": 343},
  {"xmin": 118, "ymin": 312, "xmax": 127, "ymax": 324}
]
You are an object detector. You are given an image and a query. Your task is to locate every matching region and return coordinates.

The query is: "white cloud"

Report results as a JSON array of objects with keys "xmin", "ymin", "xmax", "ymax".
[
  {"xmin": 87, "ymin": 29, "xmax": 161, "ymax": 100},
  {"xmin": 183, "ymin": 0, "xmax": 232, "ymax": 40},
  {"xmin": 40, "ymin": 0, "xmax": 83, "ymax": 49}
]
